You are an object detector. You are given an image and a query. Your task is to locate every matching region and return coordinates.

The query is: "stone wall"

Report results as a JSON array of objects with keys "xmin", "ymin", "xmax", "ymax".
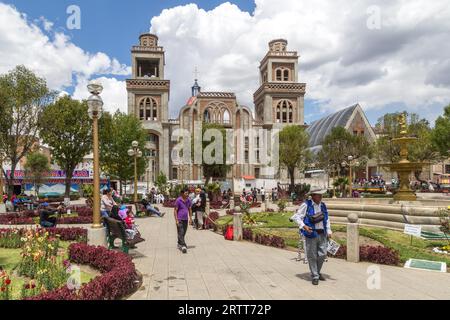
[{"xmin": 325, "ymin": 199, "xmax": 448, "ymax": 232}]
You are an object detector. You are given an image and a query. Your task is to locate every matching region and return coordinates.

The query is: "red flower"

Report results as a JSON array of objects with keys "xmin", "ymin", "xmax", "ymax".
[{"xmin": 5, "ymin": 279, "xmax": 11, "ymax": 285}]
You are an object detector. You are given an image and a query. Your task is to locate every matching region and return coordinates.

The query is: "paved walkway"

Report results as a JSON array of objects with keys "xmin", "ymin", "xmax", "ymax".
[{"xmin": 128, "ymin": 208, "xmax": 450, "ymax": 300}]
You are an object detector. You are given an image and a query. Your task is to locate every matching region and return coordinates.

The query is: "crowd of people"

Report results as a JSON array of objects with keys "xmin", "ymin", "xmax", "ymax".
[
  {"xmin": 241, "ymin": 187, "xmax": 267, "ymax": 203},
  {"xmin": 353, "ymin": 176, "xmax": 386, "ymax": 188}
]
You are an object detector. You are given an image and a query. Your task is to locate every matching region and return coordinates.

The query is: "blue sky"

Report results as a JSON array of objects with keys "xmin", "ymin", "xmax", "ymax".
[
  {"xmin": 1, "ymin": 0, "xmax": 449, "ymax": 125},
  {"xmin": 9, "ymin": 0, "xmax": 255, "ymax": 66}
]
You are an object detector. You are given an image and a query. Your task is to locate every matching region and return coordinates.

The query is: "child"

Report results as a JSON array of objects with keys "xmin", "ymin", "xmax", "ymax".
[
  {"xmin": 124, "ymin": 210, "xmax": 139, "ymax": 240},
  {"xmin": 118, "ymin": 205, "xmax": 128, "ymax": 220}
]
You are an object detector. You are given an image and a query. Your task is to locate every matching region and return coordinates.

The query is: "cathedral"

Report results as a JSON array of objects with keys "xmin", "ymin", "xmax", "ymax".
[{"xmin": 126, "ymin": 33, "xmax": 377, "ymax": 189}]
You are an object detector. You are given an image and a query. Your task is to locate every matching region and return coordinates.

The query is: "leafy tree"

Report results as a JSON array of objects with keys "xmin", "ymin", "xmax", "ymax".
[
  {"xmin": 39, "ymin": 96, "xmax": 92, "ymax": 198},
  {"xmin": 24, "ymin": 152, "xmax": 50, "ymax": 197},
  {"xmin": 0, "ymin": 65, "xmax": 54, "ymax": 196},
  {"xmin": 432, "ymin": 104, "xmax": 450, "ymax": 158},
  {"xmin": 155, "ymin": 171, "xmax": 168, "ymax": 194},
  {"xmin": 99, "ymin": 111, "xmax": 148, "ymax": 194},
  {"xmin": 193, "ymin": 123, "xmax": 231, "ymax": 184},
  {"xmin": 317, "ymin": 127, "xmax": 372, "ymax": 179},
  {"xmin": 279, "ymin": 125, "xmax": 311, "ymax": 192},
  {"xmin": 375, "ymin": 111, "xmax": 442, "ymax": 182}
]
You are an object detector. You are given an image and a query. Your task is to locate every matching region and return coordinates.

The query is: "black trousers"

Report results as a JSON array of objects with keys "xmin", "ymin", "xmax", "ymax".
[{"xmin": 177, "ymin": 220, "xmax": 188, "ymax": 247}]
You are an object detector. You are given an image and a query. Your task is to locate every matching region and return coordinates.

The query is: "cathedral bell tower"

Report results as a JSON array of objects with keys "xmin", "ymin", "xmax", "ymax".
[
  {"xmin": 253, "ymin": 39, "xmax": 306, "ymax": 127},
  {"xmin": 126, "ymin": 33, "xmax": 171, "ymax": 179}
]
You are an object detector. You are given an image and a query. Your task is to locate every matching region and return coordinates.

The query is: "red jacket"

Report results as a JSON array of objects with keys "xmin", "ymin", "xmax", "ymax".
[{"xmin": 124, "ymin": 216, "xmax": 134, "ymax": 229}]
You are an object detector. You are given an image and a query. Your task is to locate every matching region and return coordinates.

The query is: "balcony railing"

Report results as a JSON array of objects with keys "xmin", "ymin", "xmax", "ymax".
[{"xmin": 132, "ymin": 46, "xmax": 164, "ymax": 52}]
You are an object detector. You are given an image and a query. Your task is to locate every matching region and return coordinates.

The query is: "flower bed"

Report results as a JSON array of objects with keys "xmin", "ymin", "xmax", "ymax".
[
  {"xmin": 0, "ymin": 228, "xmax": 87, "ymax": 248},
  {"xmin": 226, "ymin": 209, "xmax": 235, "ymax": 215},
  {"xmin": 335, "ymin": 245, "xmax": 400, "ymax": 266},
  {"xmin": 27, "ymin": 243, "xmax": 140, "ymax": 300},
  {"xmin": 242, "ymin": 228, "xmax": 286, "ymax": 249},
  {"xmin": 0, "ymin": 210, "xmax": 93, "ymax": 225},
  {"xmin": 432, "ymin": 245, "xmax": 450, "ymax": 255},
  {"xmin": 250, "ymin": 202, "xmax": 262, "ymax": 208},
  {"xmin": 163, "ymin": 199, "xmax": 177, "ymax": 208},
  {"xmin": 0, "ymin": 229, "xmax": 75, "ymax": 299},
  {"xmin": 210, "ymin": 201, "xmax": 223, "ymax": 210},
  {"xmin": 205, "ymin": 211, "xmax": 220, "ymax": 230}
]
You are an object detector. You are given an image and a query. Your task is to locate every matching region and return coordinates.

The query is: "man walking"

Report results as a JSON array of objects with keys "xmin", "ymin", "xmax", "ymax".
[
  {"xmin": 292, "ymin": 189, "xmax": 332, "ymax": 285},
  {"xmin": 192, "ymin": 188, "xmax": 207, "ymax": 229},
  {"xmin": 174, "ymin": 188, "xmax": 193, "ymax": 253}
]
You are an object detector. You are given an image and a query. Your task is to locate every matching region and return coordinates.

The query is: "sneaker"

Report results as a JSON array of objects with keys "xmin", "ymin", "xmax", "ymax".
[
  {"xmin": 319, "ymin": 274, "xmax": 326, "ymax": 281},
  {"xmin": 161, "ymin": 212, "xmax": 166, "ymax": 217},
  {"xmin": 181, "ymin": 246, "xmax": 187, "ymax": 254},
  {"xmin": 312, "ymin": 279, "xmax": 319, "ymax": 286}
]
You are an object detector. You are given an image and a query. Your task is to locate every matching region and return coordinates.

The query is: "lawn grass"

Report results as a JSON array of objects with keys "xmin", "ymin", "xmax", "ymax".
[
  {"xmin": 216, "ymin": 212, "xmax": 450, "ymax": 265},
  {"xmin": 0, "ymin": 242, "xmax": 97, "ymax": 300}
]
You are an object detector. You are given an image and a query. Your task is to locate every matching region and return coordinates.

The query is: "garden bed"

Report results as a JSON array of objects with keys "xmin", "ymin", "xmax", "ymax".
[
  {"xmin": 215, "ymin": 212, "xmax": 450, "ymax": 268},
  {"xmin": 0, "ymin": 208, "xmax": 93, "ymax": 226},
  {"xmin": 0, "ymin": 228, "xmax": 141, "ymax": 300}
]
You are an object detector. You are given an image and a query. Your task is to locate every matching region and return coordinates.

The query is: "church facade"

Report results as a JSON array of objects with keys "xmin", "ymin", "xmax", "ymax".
[{"xmin": 126, "ymin": 33, "xmax": 377, "ymax": 188}]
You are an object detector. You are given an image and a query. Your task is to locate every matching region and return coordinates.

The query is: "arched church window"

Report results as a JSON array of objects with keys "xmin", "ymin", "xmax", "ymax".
[
  {"xmin": 276, "ymin": 69, "xmax": 282, "ymax": 81},
  {"xmin": 276, "ymin": 100, "xmax": 293, "ymax": 124},
  {"xmin": 204, "ymin": 109, "xmax": 211, "ymax": 123},
  {"xmin": 139, "ymin": 97, "xmax": 158, "ymax": 121},
  {"xmin": 283, "ymin": 69, "xmax": 290, "ymax": 81},
  {"xmin": 276, "ymin": 105, "xmax": 281, "ymax": 123},
  {"xmin": 223, "ymin": 109, "xmax": 230, "ymax": 124}
]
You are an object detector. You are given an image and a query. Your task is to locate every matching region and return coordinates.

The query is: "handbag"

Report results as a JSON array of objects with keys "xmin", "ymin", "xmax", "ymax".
[
  {"xmin": 224, "ymin": 226, "xmax": 234, "ymax": 241},
  {"xmin": 309, "ymin": 212, "xmax": 325, "ymax": 224}
]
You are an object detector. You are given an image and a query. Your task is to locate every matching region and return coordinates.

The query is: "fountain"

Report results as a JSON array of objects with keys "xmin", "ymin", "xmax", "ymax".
[{"xmin": 382, "ymin": 113, "xmax": 429, "ymax": 201}]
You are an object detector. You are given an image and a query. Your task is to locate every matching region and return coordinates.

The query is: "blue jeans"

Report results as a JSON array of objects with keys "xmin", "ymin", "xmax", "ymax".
[
  {"xmin": 101, "ymin": 210, "xmax": 110, "ymax": 227},
  {"xmin": 146, "ymin": 205, "xmax": 161, "ymax": 217}
]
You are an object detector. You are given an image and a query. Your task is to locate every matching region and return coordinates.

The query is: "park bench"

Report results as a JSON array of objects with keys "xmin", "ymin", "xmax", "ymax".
[{"xmin": 104, "ymin": 217, "xmax": 145, "ymax": 254}]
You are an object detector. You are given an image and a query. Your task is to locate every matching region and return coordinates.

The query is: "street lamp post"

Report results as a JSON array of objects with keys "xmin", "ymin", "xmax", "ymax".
[
  {"xmin": 128, "ymin": 141, "xmax": 142, "ymax": 204},
  {"xmin": 87, "ymin": 81, "xmax": 104, "ymax": 229},
  {"xmin": 146, "ymin": 169, "xmax": 150, "ymax": 195},
  {"xmin": 341, "ymin": 156, "xmax": 360, "ymax": 198}
]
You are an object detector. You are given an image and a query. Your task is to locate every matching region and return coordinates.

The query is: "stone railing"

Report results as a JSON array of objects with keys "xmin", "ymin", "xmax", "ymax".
[
  {"xmin": 253, "ymin": 82, "xmax": 306, "ymax": 99},
  {"xmin": 131, "ymin": 46, "xmax": 164, "ymax": 52},
  {"xmin": 126, "ymin": 79, "xmax": 170, "ymax": 90},
  {"xmin": 325, "ymin": 201, "xmax": 445, "ymax": 232}
]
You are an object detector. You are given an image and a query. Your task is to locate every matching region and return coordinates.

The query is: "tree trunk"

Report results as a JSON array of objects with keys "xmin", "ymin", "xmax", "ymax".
[
  {"xmin": 7, "ymin": 161, "xmax": 17, "ymax": 198},
  {"xmin": 288, "ymin": 167, "xmax": 295, "ymax": 194},
  {"xmin": 65, "ymin": 172, "xmax": 73, "ymax": 198}
]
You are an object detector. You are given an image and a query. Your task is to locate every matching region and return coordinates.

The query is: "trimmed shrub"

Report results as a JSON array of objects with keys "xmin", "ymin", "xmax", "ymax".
[
  {"xmin": 26, "ymin": 243, "xmax": 139, "ymax": 300},
  {"xmin": 335, "ymin": 245, "xmax": 400, "ymax": 266}
]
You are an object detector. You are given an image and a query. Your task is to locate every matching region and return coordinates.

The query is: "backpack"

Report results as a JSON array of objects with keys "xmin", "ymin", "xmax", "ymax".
[{"xmin": 224, "ymin": 226, "xmax": 234, "ymax": 241}]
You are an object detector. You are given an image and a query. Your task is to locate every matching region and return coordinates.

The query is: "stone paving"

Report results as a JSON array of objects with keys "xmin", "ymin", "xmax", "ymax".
[{"xmin": 128, "ymin": 207, "xmax": 450, "ymax": 300}]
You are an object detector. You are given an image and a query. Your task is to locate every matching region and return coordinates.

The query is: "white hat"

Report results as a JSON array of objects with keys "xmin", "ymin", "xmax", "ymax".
[{"xmin": 309, "ymin": 188, "xmax": 327, "ymax": 195}]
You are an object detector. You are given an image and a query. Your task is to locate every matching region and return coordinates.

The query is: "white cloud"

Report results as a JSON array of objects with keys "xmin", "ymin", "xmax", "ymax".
[
  {"xmin": 0, "ymin": 2, "xmax": 130, "ymax": 104},
  {"xmin": 72, "ymin": 77, "xmax": 128, "ymax": 114},
  {"xmin": 149, "ymin": 0, "xmax": 450, "ymax": 122}
]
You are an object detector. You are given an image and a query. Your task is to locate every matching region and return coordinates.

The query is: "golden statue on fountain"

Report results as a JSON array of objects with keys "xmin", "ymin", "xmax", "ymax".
[{"xmin": 382, "ymin": 113, "xmax": 428, "ymax": 201}]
